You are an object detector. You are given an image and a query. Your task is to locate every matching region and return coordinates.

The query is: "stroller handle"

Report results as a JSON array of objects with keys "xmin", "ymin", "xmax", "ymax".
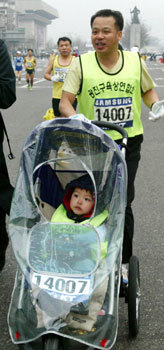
[
  {"xmin": 92, "ymin": 121, "xmax": 128, "ymax": 139},
  {"xmin": 92, "ymin": 121, "xmax": 128, "ymax": 155}
]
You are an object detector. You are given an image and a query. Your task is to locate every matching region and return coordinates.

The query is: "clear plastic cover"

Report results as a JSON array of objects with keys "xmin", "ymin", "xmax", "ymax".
[
  {"xmin": 27, "ymin": 223, "xmax": 101, "ymax": 276},
  {"xmin": 8, "ymin": 119, "xmax": 127, "ymax": 349}
]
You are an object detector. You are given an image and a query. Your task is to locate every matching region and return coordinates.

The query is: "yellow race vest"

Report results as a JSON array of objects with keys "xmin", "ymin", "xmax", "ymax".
[
  {"xmin": 25, "ymin": 56, "xmax": 35, "ymax": 70},
  {"xmin": 77, "ymin": 51, "xmax": 143, "ymax": 140},
  {"xmin": 52, "ymin": 55, "xmax": 75, "ymax": 99}
]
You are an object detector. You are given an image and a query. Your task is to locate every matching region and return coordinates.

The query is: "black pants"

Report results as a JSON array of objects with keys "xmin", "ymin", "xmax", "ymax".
[
  {"xmin": 0, "ymin": 143, "xmax": 14, "ymax": 254},
  {"xmin": 116, "ymin": 134, "xmax": 143, "ymax": 263}
]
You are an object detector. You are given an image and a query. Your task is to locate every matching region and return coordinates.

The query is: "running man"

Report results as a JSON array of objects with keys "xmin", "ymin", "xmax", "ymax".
[
  {"xmin": 59, "ymin": 9, "xmax": 164, "ymax": 283},
  {"xmin": 14, "ymin": 50, "xmax": 24, "ymax": 84},
  {"xmin": 24, "ymin": 49, "xmax": 37, "ymax": 90},
  {"xmin": 44, "ymin": 37, "xmax": 77, "ymax": 116}
]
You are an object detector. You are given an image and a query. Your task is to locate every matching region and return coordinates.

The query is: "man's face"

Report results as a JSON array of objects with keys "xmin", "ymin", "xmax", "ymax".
[
  {"xmin": 91, "ymin": 16, "xmax": 122, "ymax": 54},
  {"xmin": 28, "ymin": 50, "xmax": 33, "ymax": 57},
  {"xmin": 58, "ymin": 40, "xmax": 72, "ymax": 56}
]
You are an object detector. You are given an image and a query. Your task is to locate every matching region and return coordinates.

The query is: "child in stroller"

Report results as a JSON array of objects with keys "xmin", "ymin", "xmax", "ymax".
[
  {"xmin": 50, "ymin": 173, "xmax": 109, "ymax": 330},
  {"xmin": 51, "ymin": 174, "xmax": 96, "ymax": 224},
  {"xmin": 51, "ymin": 173, "xmax": 108, "ymax": 227}
]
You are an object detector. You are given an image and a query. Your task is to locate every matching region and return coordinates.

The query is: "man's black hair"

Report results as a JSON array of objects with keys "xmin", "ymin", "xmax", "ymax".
[
  {"xmin": 57, "ymin": 37, "xmax": 72, "ymax": 46},
  {"xmin": 28, "ymin": 48, "xmax": 33, "ymax": 52},
  {"xmin": 90, "ymin": 9, "xmax": 124, "ymax": 31}
]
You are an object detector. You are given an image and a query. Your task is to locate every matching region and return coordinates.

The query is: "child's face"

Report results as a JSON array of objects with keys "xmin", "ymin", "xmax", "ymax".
[{"xmin": 70, "ymin": 187, "xmax": 94, "ymax": 216}]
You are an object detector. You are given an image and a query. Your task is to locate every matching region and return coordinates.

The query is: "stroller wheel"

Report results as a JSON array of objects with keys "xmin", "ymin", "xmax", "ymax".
[
  {"xmin": 18, "ymin": 338, "xmax": 43, "ymax": 349},
  {"xmin": 128, "ymin": 255, "xmax": 141, "ymax": 337},
  {"xmin": 43, "ymin": 335, "xmax": 62, "ymax": 350}
]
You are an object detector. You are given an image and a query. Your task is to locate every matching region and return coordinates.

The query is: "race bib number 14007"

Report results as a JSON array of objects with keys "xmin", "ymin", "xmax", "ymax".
[
  {"xmin": 94, "ymin": 97, "xmax": 133, "ymax": 128},
  {"xmin": 31, "ymin": 273, "xmax": 93, "ymax": 302}
]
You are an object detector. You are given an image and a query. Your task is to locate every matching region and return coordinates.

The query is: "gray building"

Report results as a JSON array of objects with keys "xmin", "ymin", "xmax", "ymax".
[
  {"xmin": 0, "ymin": 0, "xmax": 24, "ymax": 55},
  {"xmin": 0, "ymin": 0, "xmax": 58, "ymax": 54},
  {"xmin": 0, "ymin": 0, "xmax": 16, "ymax": 30}
]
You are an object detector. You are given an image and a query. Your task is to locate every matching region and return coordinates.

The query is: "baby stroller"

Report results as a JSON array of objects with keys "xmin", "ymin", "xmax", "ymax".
[{"xmin": 8, "ymin": 118, "xmax": 140, "ymax": 349}]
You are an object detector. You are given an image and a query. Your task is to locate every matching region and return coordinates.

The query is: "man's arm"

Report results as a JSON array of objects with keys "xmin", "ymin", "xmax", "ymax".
[
  {"xmin": 59, "ymin": 91, "xmax": 77, "ymax": 117},
  {"xmin": 0, "ymin": 40, "xmax": 16, "ymax": 109},
  {"xmin": 44, "ymin": 58, "xmax": 54, "ymax": 81},
  {"xmin": 142, "ymin": 89, "xmax": 159, "ymax": 109},
  {"xmin": 59, "ymin": 58, "xmax": 81, "ymax": 117},
  {"xmin": 24, "ymin": 57, "xmax": 27, "ymax": 68},
  {"xmin": 34, "ymin": 57, "xmax": 37, "ymax": 67},
  {"xmin": 141, "ymin": 59, "xmax": 159, "ymax": 109}
]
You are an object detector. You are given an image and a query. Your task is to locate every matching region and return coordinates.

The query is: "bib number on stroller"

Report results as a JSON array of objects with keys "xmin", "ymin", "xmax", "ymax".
[{"xmin": 32, "ymin": 273, "xmax": 93, "ymax": 301}]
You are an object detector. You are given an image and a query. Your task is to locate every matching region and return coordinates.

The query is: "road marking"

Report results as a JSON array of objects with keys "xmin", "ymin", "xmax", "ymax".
[
  {"xmin": 21, "ymin": 78, "xmax": 45, "ymax": 88},
  {"xmin": 36, "ymin": 68, "xmax": 45, "ymax": 72},
  {"xmin": 148, "ymin": 67, "xmax": 163, "ymax": 69},
  {"xmin": 155, "ymin": 78, "xmax": 164, "ymax": 80},
  {"xmin": 17, "ymin": 86, "xmax": 52, "ymax": 89},
  {"xmin": 33, "ymin": 78, "xmax": 45, "ymax": 85}
]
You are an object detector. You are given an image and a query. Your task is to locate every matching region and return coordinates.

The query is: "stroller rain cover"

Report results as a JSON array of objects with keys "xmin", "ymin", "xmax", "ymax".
[{"xmin": 8, "ymin": 118, "xmax": 127, "ymax": 349}]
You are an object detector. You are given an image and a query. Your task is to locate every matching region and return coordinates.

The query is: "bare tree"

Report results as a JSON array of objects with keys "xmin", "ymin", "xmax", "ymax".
[
  {"xmin": 140, "ymin": 23, "xmax": 151, "ymax": 48},
  {"xmin": 121, "ymin": 22, "xmax": 131, "ymax": 49},
  {"xmin": 121, "ymin": 21, "xmax": 151, "ymax": 49},
  {"xmin": 71, "ymin": 37, "xmax": 87, "ymax": 54},
  {"xmin": 46, "ymin": 39, "xmax": 56, "ymax": 51}
]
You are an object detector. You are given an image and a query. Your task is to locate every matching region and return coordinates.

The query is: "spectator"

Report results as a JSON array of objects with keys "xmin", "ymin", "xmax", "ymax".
[{"xmin": 0, "ymin": 40, "xmax": 16, "ymax": 272}]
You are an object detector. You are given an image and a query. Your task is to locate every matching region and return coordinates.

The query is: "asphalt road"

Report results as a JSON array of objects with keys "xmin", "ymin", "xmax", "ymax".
[{"xmin": 0, "ymin": 59, "xmax": 164, "ymax": 350}]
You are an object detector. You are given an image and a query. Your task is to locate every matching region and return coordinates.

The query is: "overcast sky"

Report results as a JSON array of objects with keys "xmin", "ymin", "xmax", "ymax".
[{"xmin": 44, "ymin": 0, "xmax": 164, "ymax": 47}]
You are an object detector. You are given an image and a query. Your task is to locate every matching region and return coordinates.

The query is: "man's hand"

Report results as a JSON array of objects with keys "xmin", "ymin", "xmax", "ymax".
[
  {"xmin": 51, "ymin": 75, "xmax": 59, "ymax": 82},
  {"xmin": 149, "ymin": 100, "xmax": 164, "ymax": 121}
]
